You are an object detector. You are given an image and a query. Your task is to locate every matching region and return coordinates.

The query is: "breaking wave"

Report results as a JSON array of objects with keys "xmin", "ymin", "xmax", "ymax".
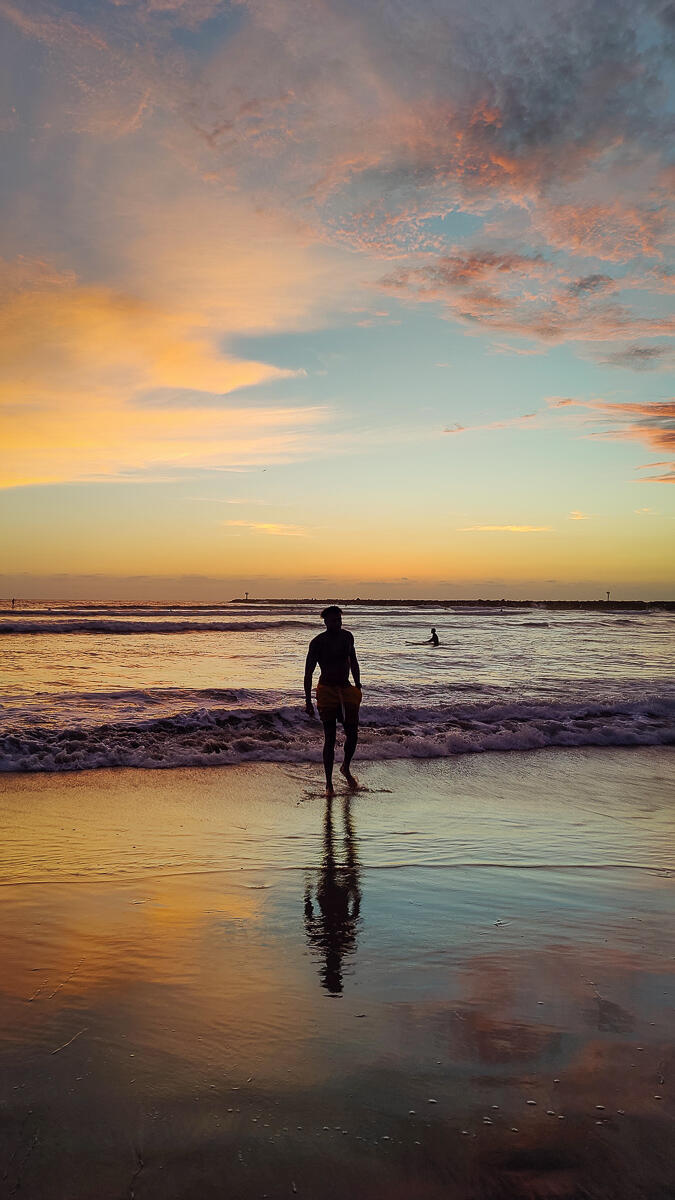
[
  {"xmin": 2, "ymin": 695, "xmax": 673, "ymax": 773},
  {"xmin": 0, "ymin": 618, "xmax": 316, "ymax": 636}
]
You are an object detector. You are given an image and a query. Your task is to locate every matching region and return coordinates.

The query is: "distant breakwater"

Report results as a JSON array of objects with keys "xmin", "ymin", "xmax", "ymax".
[{"xmin": 230, "ymin": 598, "xmax": 675, "ymax": 611}]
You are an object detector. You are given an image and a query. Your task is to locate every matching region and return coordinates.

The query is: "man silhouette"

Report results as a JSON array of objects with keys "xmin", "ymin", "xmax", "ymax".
[{"xmin": 304, "ymin": 606, "xmax": 362, "ymax": 795}]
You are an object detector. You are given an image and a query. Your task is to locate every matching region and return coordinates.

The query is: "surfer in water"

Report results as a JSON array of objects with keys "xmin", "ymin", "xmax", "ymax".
[
  {"xmin": 428, "ymin": 627, "xmax": 439, "ymax": 646},
  {"xmin": 304, "ymin": 606, "xmax": 362, "ymax": 796}
]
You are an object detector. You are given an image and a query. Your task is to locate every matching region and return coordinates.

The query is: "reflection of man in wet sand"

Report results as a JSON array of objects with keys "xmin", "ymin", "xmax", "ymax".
[
  {"xmin": 304, "ymin": 606, "xmax": 362, "ymax": 796},
  {"xmin": 304, "ymin": 796, "xmax": 361, "ymax": 995}
]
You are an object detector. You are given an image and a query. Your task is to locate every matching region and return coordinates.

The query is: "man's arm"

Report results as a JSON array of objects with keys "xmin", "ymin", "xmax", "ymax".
[
  {"xmin": 349, "ymin": 637, "xmax": 361, "ymax": 688},
  {"xmin": 304, "ymin": 643, "xmax": 318, "ymax": 713}
]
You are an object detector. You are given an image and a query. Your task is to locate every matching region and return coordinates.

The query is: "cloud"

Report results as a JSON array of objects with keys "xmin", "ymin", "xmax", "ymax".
[
  {"xmin": 599, "ymin": 344, "xmax": 674, "ymax": 371},
  {"xmin": 567, "ymin": 274, "xmax": 616, "ymax": 295},
  {"xmin": 575, "ymin": 399, "xmax": 675, "ymax": 454},
  {"xmin": 0, "ymin": 259, "xmax": 340, "ymax": 487},
  {"xmin": 636, "ymin": 465, "xmax": 675, "ymax": 483},
  {"xmin": 446, "ymin": 395, "xmax": 675, "ymax": 487},
  {"xmin": 443, "ymin": 412, "xmax": 539, "ymax": 435},
  {"xmin": 548, "ymin": 397, "xmax": 675, "ymax": 482},
  {"xmin": 489, "ymin": 342, "xmax": 544, "ymax": 357},
  {"xmin": 222, "ymin": 520, "xmax": 309, "ymax": 536},
  {"xmin": 2, "ymin": 0, "xmax": 675, "ymax": 511},
  {"xmin": 569, "ymin": 511, "xmax": 589, "ymax": 520},
  {"xmin": 537, "ymin": 201, "xmax": 671, "ymax": 262},
  {"xmin": 457, "ymin": 525, "xmax": 553, "ymax": 533},
  {"xmin": 5, "ymin": 0, "xmax": 673, "ymax": 267},
  {"xmin": 189, "ymin": 496, "xmax": 278, "ymax": 506},
  {"xmin": 379, "ymin": 247, "xmax": 675, "ymax": 345},
  {"xmin": 634, "ymin": 507, "xmax": 657, "ymax": 515},
  {"xmin": 0, "ymin": 0, "xmax": 109, "ymax": 51}
]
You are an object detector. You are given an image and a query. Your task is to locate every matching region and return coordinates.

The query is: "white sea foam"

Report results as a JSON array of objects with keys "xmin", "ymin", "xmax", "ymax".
[{"xmin": 1, "ymin": 695, "xmax": 673, "ymax": 773}]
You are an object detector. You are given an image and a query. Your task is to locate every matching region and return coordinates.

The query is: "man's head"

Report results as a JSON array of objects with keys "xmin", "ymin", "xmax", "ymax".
[{"xmin": 321, "ymin": 605, "xmax": 343, "ymax": 632}]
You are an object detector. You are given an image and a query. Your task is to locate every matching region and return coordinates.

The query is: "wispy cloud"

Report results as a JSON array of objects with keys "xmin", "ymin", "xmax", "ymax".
[
  {"xmin": 222, "ymin": 520, "xmax": 309, "ymax": 537},
  {"xmin": 556, "ymin": 398, "xmax": 675, "ymax": 453},
  {"xmin": 186, "ymin": 497, "xmax": 280, "ymax": 506},
  {"xmin": 635, "ymin": 465, "xmax": 675, "ymax": 483},
  {"xmin": 458, "ymin": 525, "xmax": 553, "ymax": 533},
  {"xmin": 547, "ymin": 396, "xmax": 675, "ymax": 482},
  {"xmin": 598, "ymin": 345, "xmax": 674, "ymax": 371},
  {"xmin": 443, "ymin": 413, "xmax": 538, "ymax": 435},
  {"xmin": 568, "ymin": 511, "xmax": 589, "ymax": 520}
]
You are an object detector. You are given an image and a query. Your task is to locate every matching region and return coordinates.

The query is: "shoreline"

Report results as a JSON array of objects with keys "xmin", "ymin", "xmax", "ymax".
[{"xmin": 3, "ymin": 748, "xmax": 673, "ymax": 880}]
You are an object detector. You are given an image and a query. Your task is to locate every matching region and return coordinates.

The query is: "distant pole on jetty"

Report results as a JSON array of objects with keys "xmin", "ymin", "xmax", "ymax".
[
  {"xmin": 606, "ymin": 590, "xmax": 610, "ymax": 602},
  {"xmin": 245, "ymin": 591, "xmax": 249, "ymax": 601}
]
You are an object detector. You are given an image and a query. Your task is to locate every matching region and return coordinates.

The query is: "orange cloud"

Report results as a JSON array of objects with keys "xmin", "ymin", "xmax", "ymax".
[{"xmin": 0, "ymin": 261, "xmax": 336, "ymax": 487}]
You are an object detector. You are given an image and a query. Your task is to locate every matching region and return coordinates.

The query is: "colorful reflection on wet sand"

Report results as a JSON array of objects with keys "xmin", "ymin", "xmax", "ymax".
[{"xmin": 0, "ymin": 751, "xmax": 673, "ymax": 1198}]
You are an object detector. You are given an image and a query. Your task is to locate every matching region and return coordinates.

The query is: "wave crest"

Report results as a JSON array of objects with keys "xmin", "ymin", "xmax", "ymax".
[
  {"xmin": 2, "ymin": 696, "xmax": 673, "ymax": 773},
  {"xmin": 0, "ymin": 618, "xmax": 316, "ymax": 636}
]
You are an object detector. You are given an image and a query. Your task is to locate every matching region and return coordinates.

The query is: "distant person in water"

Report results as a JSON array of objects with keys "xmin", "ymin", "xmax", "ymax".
[
  {"xmin": 428, "ymin": 627, "xmax": 439, "ymax": 646},
  {"xmin": 304, "ymin": 606, "xmax": 362, "ymax": 796}
]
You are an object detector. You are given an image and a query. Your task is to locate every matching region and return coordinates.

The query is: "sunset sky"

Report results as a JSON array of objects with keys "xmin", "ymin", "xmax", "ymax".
[{"xmin": 1, "ymin": 0, "xmax": 673, "ymax": 599}]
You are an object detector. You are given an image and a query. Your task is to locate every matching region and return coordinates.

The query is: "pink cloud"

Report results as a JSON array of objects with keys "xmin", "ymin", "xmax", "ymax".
[
  {"xmin": 379, "ymin": 249, "xmax": 675, "ymax": 346},
  {"xmin": 537, "ymin": 202, "xmax": 671, "ymax": 262}
]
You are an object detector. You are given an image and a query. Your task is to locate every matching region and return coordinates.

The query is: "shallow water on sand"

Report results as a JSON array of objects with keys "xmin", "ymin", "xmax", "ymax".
[{"xmin": 0, "ymin": 750, "xmax": 673, "ymax": 1199}]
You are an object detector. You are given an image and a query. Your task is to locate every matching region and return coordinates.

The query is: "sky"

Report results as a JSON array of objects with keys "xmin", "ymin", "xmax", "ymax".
[{"xmin": 0, "ymin": 0, "xmax": 674, "ymax": 600}]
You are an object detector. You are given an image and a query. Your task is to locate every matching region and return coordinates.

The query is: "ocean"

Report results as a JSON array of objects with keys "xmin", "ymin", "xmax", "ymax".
[{"xmin": 1, "ymin": 600, "xmax": 673, "ymax": 772}]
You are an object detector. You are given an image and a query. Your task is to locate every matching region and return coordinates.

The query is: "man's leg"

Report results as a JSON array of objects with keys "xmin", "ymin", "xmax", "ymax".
[
  {"xmin": 322, "ymin": 718, "xmax": 337, "ymax": 795},
  {"xmin": 340, "ymin": 721, "xmax": 359, "ymax": 788}
]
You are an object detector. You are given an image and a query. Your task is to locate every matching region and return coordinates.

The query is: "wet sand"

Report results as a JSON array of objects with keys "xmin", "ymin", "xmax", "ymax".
[{"xmin": 1, "ymin": 748, "xmax": 673, "ymax": 1199}]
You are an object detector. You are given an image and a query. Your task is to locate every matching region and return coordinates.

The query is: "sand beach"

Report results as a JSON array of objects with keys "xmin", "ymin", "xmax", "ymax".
[{"xmin": 1, "ymin": 748, "xmax": 673, "ymax": 1199}]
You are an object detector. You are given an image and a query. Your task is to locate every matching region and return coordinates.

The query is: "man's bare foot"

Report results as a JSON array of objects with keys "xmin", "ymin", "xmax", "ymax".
[
  {"xmin": 325, "ymin": 782, "xmax": 335, "ymax": 797},
  {"xmin": 339, "ymin": 764, "xmax": 359, "ymax": 790}
]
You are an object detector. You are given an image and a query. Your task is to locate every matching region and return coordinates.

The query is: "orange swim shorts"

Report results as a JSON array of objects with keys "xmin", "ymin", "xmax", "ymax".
[{"xmin": 315, "ymin": 683, "xmax": 362, "ymax": 726}]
